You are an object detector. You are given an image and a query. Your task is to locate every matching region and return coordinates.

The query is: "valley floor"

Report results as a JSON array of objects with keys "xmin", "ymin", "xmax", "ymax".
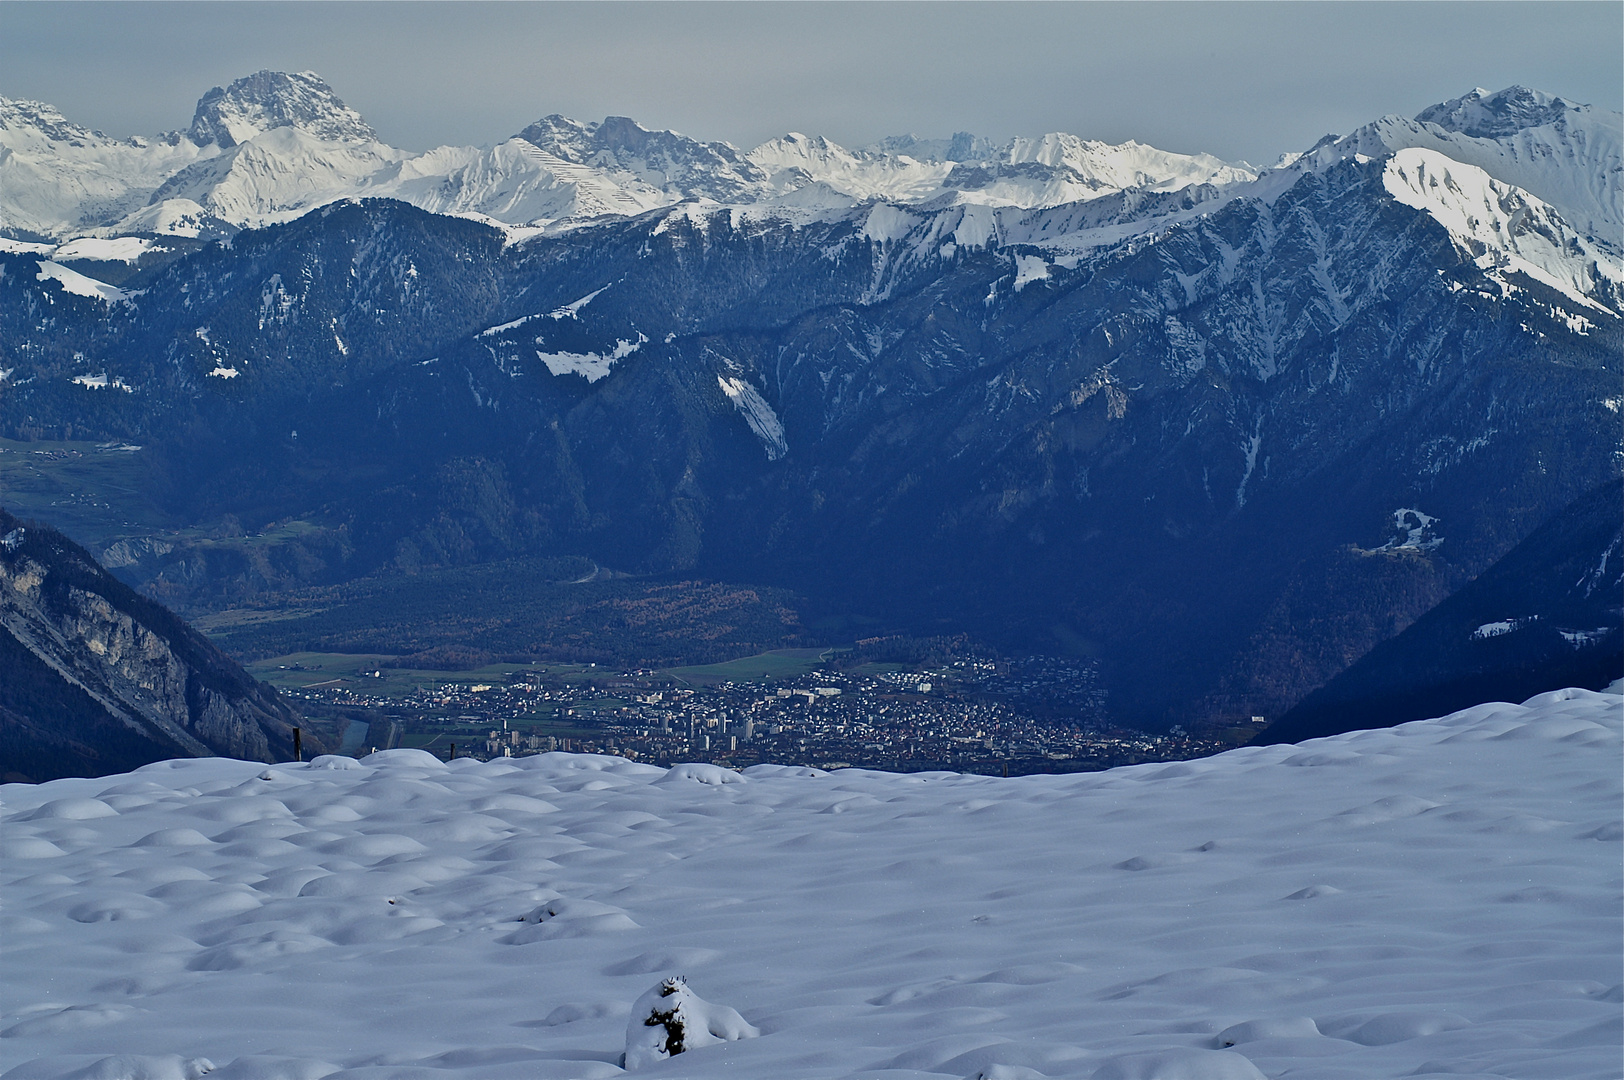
[{"xmin": 1, "ymin": 689, "xmax": 1620, "ymax": 1079}]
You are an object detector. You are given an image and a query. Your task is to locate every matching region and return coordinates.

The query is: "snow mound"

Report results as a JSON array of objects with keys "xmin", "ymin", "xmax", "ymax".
[
  {"xmin": 1090, "ymin": 1047, "xmax": 1266, "ymax": 1080},
  {"xmin": 623, "ymin": 976, "xmax": 759, "ymax": 1069},
  {"xmin": 1, "ymin": 689, "xmax": 1617, "ymax": 1079}
]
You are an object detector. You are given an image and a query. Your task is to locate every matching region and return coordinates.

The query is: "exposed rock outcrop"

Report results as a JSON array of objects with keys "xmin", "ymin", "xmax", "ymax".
[{"xmin": 0, "ymin": 509, "xmax": 314, "ymax": 781}]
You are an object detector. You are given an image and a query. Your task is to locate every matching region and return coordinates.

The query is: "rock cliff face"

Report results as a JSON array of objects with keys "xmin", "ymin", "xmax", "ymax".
[
  {"xmin": 188, "ymin": 69, "xmax": 376, "ymax": 148},
  {"xmin": 0, "ymin": 509, "xmax": 311, "ymax": 782}
]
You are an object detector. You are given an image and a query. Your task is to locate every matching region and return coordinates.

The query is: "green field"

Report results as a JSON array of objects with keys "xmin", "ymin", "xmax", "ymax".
[
  {"xmin": 0, "ymin": 438, "xmax": 167, "ymax": 546},
  {"xmin": 245, "ymin": 645, "xmax": 853, "ymax": 696},
  {"xmin": 663, "ymin": 647, "xmax": 844, "ymax": 686},
  {"xmin": 246, "ymin": 651, "xmax": 592, "ymax": 697}
]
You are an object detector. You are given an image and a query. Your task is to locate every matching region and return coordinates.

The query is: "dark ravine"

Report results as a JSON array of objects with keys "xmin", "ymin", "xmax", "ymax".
[{"xmin": 0, "ymin": 508, "xmax": 315, "ymax": 782}]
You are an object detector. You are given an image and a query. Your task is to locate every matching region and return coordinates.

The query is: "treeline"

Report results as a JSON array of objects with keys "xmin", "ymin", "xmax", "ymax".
[{"xmin": 842, "ymin": 633, "xmax": 989, "ymax": 668}]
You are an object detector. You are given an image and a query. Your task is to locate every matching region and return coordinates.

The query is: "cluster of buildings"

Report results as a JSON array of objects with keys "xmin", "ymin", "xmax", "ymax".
[{"xmin": 286, "ymin": 655, "xmax": 1240, "ymax": 775}]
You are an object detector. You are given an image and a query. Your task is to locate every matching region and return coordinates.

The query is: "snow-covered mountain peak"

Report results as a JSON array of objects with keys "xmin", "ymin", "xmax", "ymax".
[
  {"xmin": 1003, "ymin": 132, "xmax": 1256, "ymax": 191},
  {"xmin": 870, "ymin": 131, "xmax": 1001, "ymax": 163},
  {"xmin": 188, "ymin": 70, "xmax": 376, "ymax": 148},
  {"xmin": 515, "ymin": 113, "xmax": 755, "ymax": 173},
  {"xmin": 1416, "ymin": 85, "xmax": 1589, "ymax": 140},
  {"xmin": 1, "ymin": 96, "xmax": 96, "ymax": 145},
  {"xmin": 511, "ymin": 113, "xmax": 591, "ymax": 159},
  {"xmin": 1291, "ymin": 85, "xmax": 1622, "ymax": 246},
  {"xmin": 0, "ymin": 96, "xmax": 208, "ymax": 240},
  {"xmin": 747, "ymin": 132, "xmax": 951, "ymax": 201},
  {"xmin": 742, "ymin": 129, "xmax": 1256, "ymax": 211},
  {"xmin": 515, "ymin": 113, "xmax": 768, "ymax": 202}
]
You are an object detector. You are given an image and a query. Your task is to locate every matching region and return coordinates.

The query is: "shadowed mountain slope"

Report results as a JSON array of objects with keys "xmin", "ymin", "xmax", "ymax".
[{"xmin": 1258, "ymin": 480, "xmax": 1623, "ymax": 745}]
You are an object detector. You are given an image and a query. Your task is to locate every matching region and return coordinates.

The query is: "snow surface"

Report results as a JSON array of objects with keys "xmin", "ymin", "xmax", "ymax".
[
  {"xmin": 34, "ymin": 262, "xmax": 128, "ymax": 304},
  {"xmin": 748, "ymin": 134, "xmax": 952, "ymax": 204},
  {"xmin": 1472, "ymin": 618, "xmax": 1537, "ymax": 640},
  {"xmin": 2, "ymin": 689, "xmax": 1619, "ymax": 1080},
  {"xmin": 1012, "ymin": 253, "xmax": 1051, "ymax": 291},
  {"xmin": 1366, "ymin": 508, "xmax": 1445, "ymax": 554},
  {"xmin": 67, "ymin": 374, "xmax": 131, "ymax": 392},
  {"xmin": 50, "ymin": 237, "xmax": 154, "ymax": 264},
  {"xmin": 1381, "ymin": 148, "xmax": 1622, "ymax": 314}
]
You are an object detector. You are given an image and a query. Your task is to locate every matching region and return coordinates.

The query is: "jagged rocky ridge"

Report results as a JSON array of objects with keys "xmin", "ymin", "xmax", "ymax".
[
  {"xmin": 0, "ymin": 510, "xmax": 312, "ymax": 782},
  {"xmin": 0, "ymin": 78, "xmax": 1618, "ymax": 729}
]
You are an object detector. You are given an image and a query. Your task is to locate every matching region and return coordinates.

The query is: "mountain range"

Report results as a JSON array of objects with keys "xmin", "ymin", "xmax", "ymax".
[
  {"xmin": 1, "ymin": 72, "xmax": 1618, "ymax": 738},
  {"xmin": 0, "ymin": 69, "xmax": 1263, "ymax": 242}
]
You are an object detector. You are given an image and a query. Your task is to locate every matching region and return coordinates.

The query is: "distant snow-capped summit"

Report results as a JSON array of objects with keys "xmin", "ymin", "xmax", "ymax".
[
  {"xmin": 516, "ymin": 113, "xmax": 771, "ymax": 202},
  {"xmin": 746, "ymin": 129, "xmax": 1256, "ymax": 208},
  {"xmin": 868, "ymin": 131, "xmax": 1002, "ymax": 163},
  {"xmin": 1290, "ymin": 84, "xmax": 1622, "ymax": 247},
  {"xmin": 1416, "ymin": 85, "xmax": 1588, "ymax": 141},
  {"xmin": 188, "ymin": 70, "xmax": 376, "ymax": 148},
  {"xmin": 1, "ymin": 96, "xmax": 115, "ymax": 147},
  {"xmin": 1, "ymin": 70, "xmax": 1617, "ymax": 280},
  {"xmin": 0, "ymin": 95, "xmax": 205, "ymax": 239}
]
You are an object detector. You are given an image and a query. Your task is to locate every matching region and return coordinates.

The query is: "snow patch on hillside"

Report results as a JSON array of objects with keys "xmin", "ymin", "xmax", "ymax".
[
  {"xmin": 537, "ymin": 333, "xmax": 646, "ymax": 382},
  {"xmin": 549, "ymin": 285, "xmax": 610, "ymax": 320},
  {"xmin": 1013, "ymin": 253, "xmax": 1051, "ymax": 290},
  {"xmin": 1364, "ymin": 507, "xmax": 1445, "ymax": 553},
  {"xmin": 69, "ymin": 372, "xmax": 132, "ymax": 391},
  {"xmin": 35, "ymin": 261, "xmax": 128, "ymax": 303},
  {"xmin": 718, "ymin": 375, "xmax": 788, "ymax": 459},
  {"xmin": 1472, "ymin": 616, "xmax": 1538, "ymax": 639},
  {"xmin": 52, "ymin": 237, "xmax": 154, "ymax": 264}
]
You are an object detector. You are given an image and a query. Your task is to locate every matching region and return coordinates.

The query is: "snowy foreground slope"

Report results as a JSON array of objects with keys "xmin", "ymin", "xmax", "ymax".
[{"xmin": 2, "ymin": 691, "xmax": 1619, "ymax": 1080}]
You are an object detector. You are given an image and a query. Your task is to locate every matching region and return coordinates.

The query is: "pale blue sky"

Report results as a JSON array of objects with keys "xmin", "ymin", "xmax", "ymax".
[{"xmin": 4, "ymin": 2, "xmax": 1619, "ymax": 165}]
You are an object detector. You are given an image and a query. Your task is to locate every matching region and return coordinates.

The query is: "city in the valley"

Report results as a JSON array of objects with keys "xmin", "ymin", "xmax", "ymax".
[{"xmin": 269, "ymin": 653, "xmax": 1256, "ymax": 775}]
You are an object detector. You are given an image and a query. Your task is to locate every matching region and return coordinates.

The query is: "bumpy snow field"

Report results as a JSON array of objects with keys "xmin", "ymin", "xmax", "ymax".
[{"xmin": 3, "ymin": 690, "xmax": 1620, "ymax": 1080}]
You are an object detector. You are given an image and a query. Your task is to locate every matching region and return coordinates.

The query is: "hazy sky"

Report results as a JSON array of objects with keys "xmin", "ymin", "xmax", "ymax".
[{"xmin": 3, "ymin": 2, "xmax": 1619, "ymax": 165}]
